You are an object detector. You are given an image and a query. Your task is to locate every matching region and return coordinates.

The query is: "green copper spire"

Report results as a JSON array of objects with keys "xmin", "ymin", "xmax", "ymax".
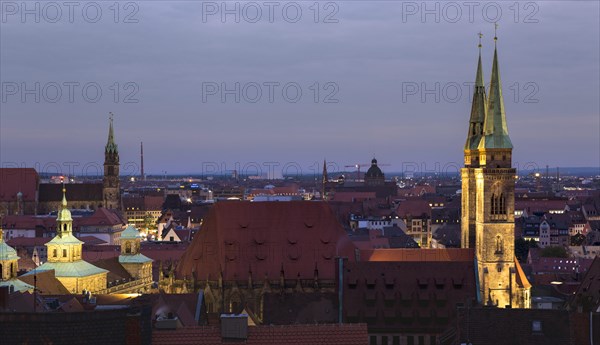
[
  {"xmin": 105, "ymin": 112, "xmax": 118, "ymax": 154},
  {"xmin": 478, "ymin": 29, "xmax": 513, "ymax": 150},
  {"xmin": 57, "ymin": 184, "xmax": 73, "ymax": 237},
  {"xmin": 465, "ymin": 33, "xmax": 487, "ymax": 151}
]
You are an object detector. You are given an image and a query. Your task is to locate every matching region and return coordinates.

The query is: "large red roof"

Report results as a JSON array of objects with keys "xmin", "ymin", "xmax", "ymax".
[
  {"xmin": 0, "ymin": 168, "xmax": 39, "ymax": 202},
  {"xmin": 363, "ymin": 248, "xmax": 474, "ymax": 262},
  {"xmin": 151, "ymin": 323, "xmax": 368, "ymax": 345},
  {"xmin": 176, "ymin": 202, "xmax": 357, "ymax": 281},
  {"xmin": 342, "ymin": 260, "xmax": 477, "ymax": 334}
]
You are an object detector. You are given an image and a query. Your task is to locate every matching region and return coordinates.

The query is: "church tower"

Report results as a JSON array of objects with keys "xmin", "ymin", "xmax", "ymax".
[
  {"xmin": 103, "ymin": 113, "xmax": 120, "ymax": 210},
  {"xmin": 462, "ymin": 31, "xmax": 530, "ymax": 308},
  {"xmin": 461, "ymin": 34, "xmax": 487, "ymax": 249},
  {"xmin": 119, "ymin": 224, "xmax": 153, "ymax": 283}
]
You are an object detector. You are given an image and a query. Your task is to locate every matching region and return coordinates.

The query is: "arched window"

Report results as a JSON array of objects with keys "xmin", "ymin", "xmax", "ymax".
[
  {"xmin": 491, "ymin": 185, "xmax": 507, "ymax": 217},
  {"xmin": 63, "ymin": 249, "xmax": 67, "ymax": 257},
  {"xmin": 63, "ymin": 224, "xmax": 67, "ymax": 231},
  {"xmin": 499, "ymin": 193, "xmax": 506, "ymax": 214},
  {"xmin": 53, "ymin": 249, "xmax": 58, "ymax": 258},
  {"xmin": 125, "ymin": 242, "xmax": 131, "ymax": 254}
]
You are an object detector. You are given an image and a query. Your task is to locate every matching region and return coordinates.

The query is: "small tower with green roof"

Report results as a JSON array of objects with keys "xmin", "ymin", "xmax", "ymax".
[
  {"xmin": 0, "ymin": 217, "xmax": 34, "ymax": 292},
  {"xmin": 119, "ymin": 224, "xmax": 153, "ymax": 283}
]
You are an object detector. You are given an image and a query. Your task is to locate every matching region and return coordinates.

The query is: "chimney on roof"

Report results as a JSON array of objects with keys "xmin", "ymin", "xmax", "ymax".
[{"xmin": 220, "ymin": 314, "xmax": 248, "ymax": 340}]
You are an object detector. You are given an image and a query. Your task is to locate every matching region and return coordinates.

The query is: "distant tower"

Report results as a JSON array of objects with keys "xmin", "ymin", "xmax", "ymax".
[
  {"xmin": 462, "ymin": 29, "xmax": 530, "ymax": 308},
  {"xmin": 103, "ymin": 113, "xmax": 121, "ymax": 210},
  {"xmin": 364, "ymin": 158, "xmax": 385, "ymax": 186},
  {"xmin": 140, "ymin": 141, "xmax": 145, "ymax": 181},
  {"xmin": 322, "ymin": 159, "xmax": 328, "ymax": 200}
]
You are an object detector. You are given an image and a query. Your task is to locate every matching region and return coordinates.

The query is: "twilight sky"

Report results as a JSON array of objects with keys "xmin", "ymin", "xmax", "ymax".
[{"xmin": 1, "ymin": 1, "xmax": 598, "ymax": 177}]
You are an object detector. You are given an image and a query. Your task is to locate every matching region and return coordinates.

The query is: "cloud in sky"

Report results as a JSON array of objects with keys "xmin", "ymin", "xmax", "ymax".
[{"xmin": 1, "ymin": 1, "xmax": 598, "ymax": 175}]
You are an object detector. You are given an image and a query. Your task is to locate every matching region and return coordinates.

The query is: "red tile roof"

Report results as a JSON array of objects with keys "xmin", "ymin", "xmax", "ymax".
[
  {"xmin": 342, "ymin": 260, "xmax": 476, "ymax": 334},
  {"xmin": 395, "ymin": 198, "xmax": 432, "ymax": 218},
  {"xmin": 151, "ymin": 323, "xmax": 368, "ymax": 345},
  {"xmin": 176, "ymin": 202, "xmax": 357, "ymax": 281},
  {"xmin": 17, "ymin": 269, "xmax": 70, "ymax": 295},
  {"xmin": 0, "ymin": 168, "xmax": 39, "ymax": 202},
  {"xmin": 363, "ymin": 248, "xmax": 474, "ymax": 262}
]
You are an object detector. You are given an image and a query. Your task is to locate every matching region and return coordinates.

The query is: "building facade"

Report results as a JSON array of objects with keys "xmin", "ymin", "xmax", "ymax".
[{"xmin": 23, "ymin": 187, "xmax": 108, "ymax": 293}]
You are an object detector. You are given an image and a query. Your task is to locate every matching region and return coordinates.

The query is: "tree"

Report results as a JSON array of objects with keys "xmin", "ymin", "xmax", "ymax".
[
  {"xmin": 540, "ymin": 246, "xmax": 568, "ymax": 258},
  {"xmin": 571, "ymin": 233, "xmax": 586, "ymax": 246},
  {"xmin": 515, "ymin": 238, "xmax": 538, "ymax": 262}
]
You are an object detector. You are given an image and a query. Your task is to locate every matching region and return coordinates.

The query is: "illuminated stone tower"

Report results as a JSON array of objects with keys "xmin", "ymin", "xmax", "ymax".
[
  {"xmin": 461, "ymin": 33, "xmax": 487, "ymax": 249},
  {"xmin": 462, "ymin": 32, "xmax": 530, "ymax": 308},
  {"xmin": 103, "ymin": 113, "xmax": 120, "ymax": 210}
]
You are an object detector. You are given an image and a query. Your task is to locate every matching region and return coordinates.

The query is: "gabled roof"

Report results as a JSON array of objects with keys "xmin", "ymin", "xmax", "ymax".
[
  {"xmin": 514, "ymin": 258, "xmax": 532, "ymax": 290},
  {"xmin": 176, "ymin": 202, "xmax": 357, "ymax": 281}
]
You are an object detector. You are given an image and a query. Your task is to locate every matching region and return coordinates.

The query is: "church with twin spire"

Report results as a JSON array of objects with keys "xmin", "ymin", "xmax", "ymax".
[{"xmin": 461, "ymin": 32, "xmax": 531, "ymax": 309}]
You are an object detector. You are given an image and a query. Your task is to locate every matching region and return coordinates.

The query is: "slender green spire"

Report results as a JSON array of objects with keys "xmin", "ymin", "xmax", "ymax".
[
  {"xmin": 57, "ymin": 183, "xmax": 73, "ymax": 237},
  {"xmin": 105, "ymin": 112, "xmax": 118, "ymax": 154},
  {"xmin": 465, "ymin": 33, "xmax": 487, "ymax": 150},
  {"xmin": 61, "ymin": 185, "xmax": 67, "ymax": 208},
  {"xmin": 478, "ymin": 28, "xmax": 513, "ymax": 150}
]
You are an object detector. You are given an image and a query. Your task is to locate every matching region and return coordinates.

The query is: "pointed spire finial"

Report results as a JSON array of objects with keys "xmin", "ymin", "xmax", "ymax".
[
  {"xmin": 105, "ymin": 112, "xmax": 118, "ymax": 154},
  {"xmin": 61, "ymin": 182, "xmax": 68, "ymax": 208},
  {"xmin": 478, "ymin": 32, "xmax": 483, "ymax": 50},
  {"xmin": 494, "ymin": 23, "xmax": 498, "ymax": 44}
]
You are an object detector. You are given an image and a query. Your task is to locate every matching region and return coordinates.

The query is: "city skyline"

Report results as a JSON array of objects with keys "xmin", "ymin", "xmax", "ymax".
[{"xmin": 1, "ymin": 1, "xmax": 598, "ymax": 174}]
